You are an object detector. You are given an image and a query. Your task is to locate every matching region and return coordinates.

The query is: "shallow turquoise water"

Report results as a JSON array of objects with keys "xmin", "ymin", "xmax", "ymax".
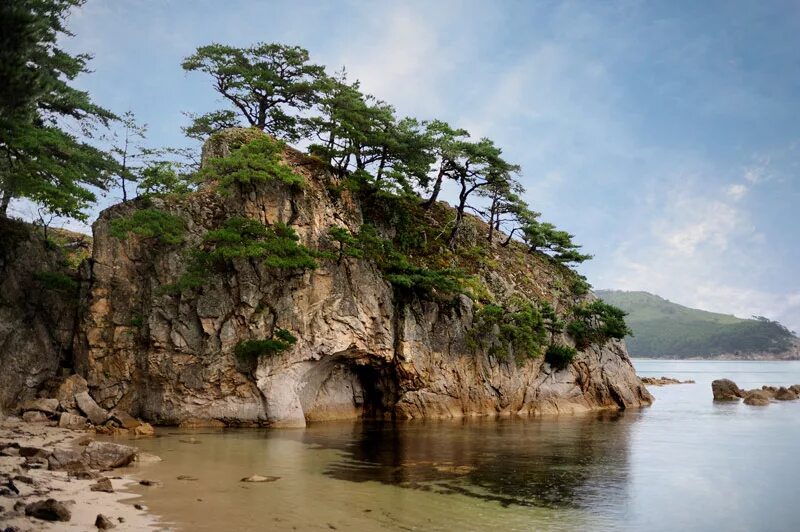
[{"xmin": 123, "ymin": 360, "xmax": 800, "ymax": 531}]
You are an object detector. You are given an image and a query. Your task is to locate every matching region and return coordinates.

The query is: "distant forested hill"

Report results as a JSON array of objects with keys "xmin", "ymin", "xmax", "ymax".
[{"xmin": 596, "ymin": 290, "xmax": 799, "ymax": 359}]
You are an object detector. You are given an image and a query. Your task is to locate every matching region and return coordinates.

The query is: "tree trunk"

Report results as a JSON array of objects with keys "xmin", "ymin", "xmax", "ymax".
[
  {"xmin": 487, "ymin": 194, "xmax": 497, "ymax": 242},
  {"xmin": 447, "ymin": 178, "xmax": 469, "ymax": 250},
  {"xmin": 375, "ymin": 146, "xmax": 388, "ymax": 182},
  {"xmin": 422, "ymin": 167, "xmax": 445, "ymax": 209},
  {"xmin": 0, "ymin": 187, "xmax": 12, "ymax": 218}
]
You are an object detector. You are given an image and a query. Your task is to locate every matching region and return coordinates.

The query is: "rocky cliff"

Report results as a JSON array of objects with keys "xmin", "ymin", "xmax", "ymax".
[
  {"xmin": 0, "ymin": 220, "xmax": 84, "ymax": 414},
  {"xmin": 67, "ymin": 129, "xmax": 652, "ymax": 427}
]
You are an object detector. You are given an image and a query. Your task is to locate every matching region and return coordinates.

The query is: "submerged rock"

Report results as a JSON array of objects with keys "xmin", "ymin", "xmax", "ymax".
[
  {"xmin": 711, "ymin": 379, "xmax": 743, "ymax": 401},
  {"xmin": 25, "ymin": 499, "xmax": 71, "ymax": 521},
  {"xmin": 241, "ymin": 474, "xmax": 280, "ymax": 483}
]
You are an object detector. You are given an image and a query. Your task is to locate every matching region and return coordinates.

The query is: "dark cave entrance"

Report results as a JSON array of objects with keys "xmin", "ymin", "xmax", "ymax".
[{"xmin": 300, "ymin": 355, "xmax": 397, "ymax": 423}]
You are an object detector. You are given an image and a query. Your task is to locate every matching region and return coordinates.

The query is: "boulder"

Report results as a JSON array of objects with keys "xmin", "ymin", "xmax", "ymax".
[
  {"xmin": 789, "ymin": 384, "xmax": 800, "ymax": 395},
  {"xmin": 90, "ymin": 478, "xmax": 114, "ymax": 493},
  {"xmin": 109, "ymin": 410, "xmax": 140, "ymax": 430},
  {"xmin": 48, "ymin": 447, "xmax": 86, "ymax": 472},
  {"xmin": 54, "ymin": 375, "xmax": 88, "ymax": 411},
  {"xmin": 58, "ymin": 412, "xmax": 88, "ymax": 430},
  {"xmin": 132, "ymin": 423, "xmax": 155, "ymax": 436},
  {"xmin": 75, "ymin": 392, "xmax": 108, "ymax": 425},
  {"xmin": 95, "ymin": 513, "xmax": 115, "ymax": 529},
  {"xmin": 21, "ymin": 411, "xmax": 49, "ymax": 423},
  {"xmin": 82, "ymin": 441, "xmax": 137, "ymax": 469},
  {"xmin": 712, "ymin": 379, "xmax": 743, "ymax": 401},
  {"xmin": 744, "ymin": 390, "xmax": 771, "ymax": 406},
  {"xmin": 21, "ymin": 398, "xmax": 59, "ymax": 415},
  {"xmin": 775, "ymin": 387, "xmax": 798, "ymax": 401},
  {"xmin": 25, "ymin": 499, "xmax": 71, "ymax": 521}
]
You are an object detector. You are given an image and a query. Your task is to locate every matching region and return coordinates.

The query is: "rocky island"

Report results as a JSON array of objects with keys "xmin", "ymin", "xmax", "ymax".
[
  {"xmin": 1, "ymin": 128, "xmax": 652, "ymax": 429},
  {"xmin": 0, "ymin": 6, "xmax": 655, "ymax": 526}
]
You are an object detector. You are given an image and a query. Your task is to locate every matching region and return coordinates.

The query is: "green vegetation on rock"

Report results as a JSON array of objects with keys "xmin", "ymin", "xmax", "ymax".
[
  {"xmin": 567, "ymin": 300, "xmax": 631, "ymax": 349},
  {"xmin": 545, "ymin": 344, "xmax": 578, "ymax": 369},
  {"xmin": 33, "ymin": 271, "xmax": 78, "ymax": 292},
  {"xmin": 200, "ymin": 135, "xmax": 304, "ymax": 191},
  {"xmin": 109, "ymin": 208, "xmax": 186, "ymax": 245},
  {"xmin": 235, "ymin": 329, "xmax": 297, "ymax": 360},
  {"xmin": 596, "ymin": 290, "xmax": 797, "ymax": 357}
]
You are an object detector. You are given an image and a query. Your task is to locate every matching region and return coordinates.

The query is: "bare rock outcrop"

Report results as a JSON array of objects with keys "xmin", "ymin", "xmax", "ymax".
[
  {"xmin": 72, "ymin": 129, "xmax": 652, "ymax": 427},
  {"xmin": 712, "ymin": 379, "xmax": 743, "ymax": 401}
]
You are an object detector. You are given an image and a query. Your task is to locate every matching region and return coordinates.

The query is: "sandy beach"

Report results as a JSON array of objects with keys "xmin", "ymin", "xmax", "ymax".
[{"xmin": 0, "ymin": 417, "xmax": 162, "ymax": 531}]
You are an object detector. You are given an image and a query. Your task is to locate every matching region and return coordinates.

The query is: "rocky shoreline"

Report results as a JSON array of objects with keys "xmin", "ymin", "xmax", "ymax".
[{"xmin": 0, "ymin": 416, "xmax": 161, "ymax": 530}]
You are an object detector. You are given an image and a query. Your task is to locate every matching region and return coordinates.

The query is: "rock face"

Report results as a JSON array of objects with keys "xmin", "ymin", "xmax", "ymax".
[
  {"xmin": 69, "ymin": 129, "xmax": 652, "ymax": 427},
  {"xmin": 0, "ymin": 219, "xmax": 79, "ymax": 415},
  {"xmin": 712, "ymin": 379, "xmax": 743, "ymax": 401}
]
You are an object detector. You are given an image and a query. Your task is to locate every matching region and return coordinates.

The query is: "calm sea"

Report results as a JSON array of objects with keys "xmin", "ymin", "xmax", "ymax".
[{"xmin": 121, "ymin": 360, "xmax": 800, "ymax": 531}]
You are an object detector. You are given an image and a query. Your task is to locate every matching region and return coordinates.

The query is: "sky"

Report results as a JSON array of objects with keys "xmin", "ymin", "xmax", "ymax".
[{"xmin": 11, "ymin": 0, "xmax": 800, "ymax": 331}]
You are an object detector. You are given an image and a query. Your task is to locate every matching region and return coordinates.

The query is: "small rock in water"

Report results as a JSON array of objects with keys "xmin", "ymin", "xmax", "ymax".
[
  {"xmin": 25, "ymin": 499, "xmax": 71, "ymax": 521},
  {"xmin": 90, "ymin": 478, "xmax": 114, "ymax": 492},
  {"xmin": 179, "ymin": 438, "xmax": 201, "ymax": 444},
  {"xmin": 744, "ymin": 390, "xmax": 771, "ymax": 406},
  {"xmin": 134, "ymin": 503, "xmax": 144, "ymax": 510},
  {"xmin": 177, "ymin": 475, "xmax": 198, "ymax": 481},
  {"xmin": 139, "ymin": 479, "xmax": 161, "ymax": 486},
  {"xmin": 95, "ymin": 513, "xmax": 115, "ymax": 529},
  {"xmin": 240, "ymin": 474, "xmax": 280, "ymax": 483},
  {"xmin": 711, "ymin": 379, "xmax": 743, "ymax": 401}
]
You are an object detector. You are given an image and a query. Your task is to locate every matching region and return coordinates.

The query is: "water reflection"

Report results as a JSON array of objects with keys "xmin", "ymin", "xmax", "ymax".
[{"xmin": 294, "ymin": 411, "xmax": 638, "ymax": 511}]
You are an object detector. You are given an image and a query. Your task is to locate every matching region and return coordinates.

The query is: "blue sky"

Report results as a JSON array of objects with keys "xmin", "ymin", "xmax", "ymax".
[{"xmin": 14, "ymin": 0, "xmax": 799, "ymax": 330}]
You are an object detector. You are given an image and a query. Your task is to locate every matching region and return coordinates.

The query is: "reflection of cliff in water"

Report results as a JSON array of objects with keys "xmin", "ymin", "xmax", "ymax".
[{"xmin": 296, "ymin": 412, "xmax": 637, "ymax": 509}]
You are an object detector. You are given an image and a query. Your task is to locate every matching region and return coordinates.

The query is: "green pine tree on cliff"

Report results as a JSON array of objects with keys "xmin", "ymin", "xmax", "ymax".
[{"xmin": 0, "ymin": 0, "xmax": 117, "ymax": 221}]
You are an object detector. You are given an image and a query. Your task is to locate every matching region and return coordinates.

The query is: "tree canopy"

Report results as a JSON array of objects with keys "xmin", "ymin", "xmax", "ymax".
[
  {"xmin": 0, "ymin": 0, "xmax": 117, "ymax": 220},
  {"xmin": 182, "ymin": 43, "xmax": 326, "ymax": 141}
]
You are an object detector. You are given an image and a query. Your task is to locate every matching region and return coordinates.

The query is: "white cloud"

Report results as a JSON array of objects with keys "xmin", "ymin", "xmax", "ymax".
[
  {"xmin": 596, "ymin": 177, "xmax": 800, "ymax": 331},
  {"xmin": 725, "ymin": 183, "xmax": 748, "ymax": 200}
]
